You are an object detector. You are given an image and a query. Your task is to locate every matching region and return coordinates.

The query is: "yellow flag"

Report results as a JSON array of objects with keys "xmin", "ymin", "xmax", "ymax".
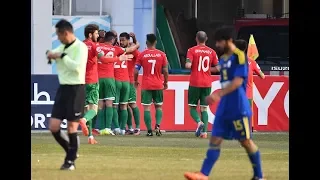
[{"xmin": 247, "ymin": 34, "xmax": 259, "ymax": 61}]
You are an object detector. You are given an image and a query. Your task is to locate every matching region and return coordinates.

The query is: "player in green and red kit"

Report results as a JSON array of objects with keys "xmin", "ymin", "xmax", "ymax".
[
  {"xmin": 234, "ymin": 39, "xmax": 265, "ymax": 132},
  {"xmin": 77, "ymin": 24, "xmax": 101, "ymax": 144},
  {"xmin": 98, "ymin": 31, "xmax": 139, "ymax": 135},
  {"xmin": 134, "ymin": 34, "xmax": 169, "ymax": 136},
  {"xmin": 185, "ymin": 31, "xmax": 218, "ymax": 139},
  {"xmin": 119, "ymin": 32, "xmax": 141, "ymax": 135}
]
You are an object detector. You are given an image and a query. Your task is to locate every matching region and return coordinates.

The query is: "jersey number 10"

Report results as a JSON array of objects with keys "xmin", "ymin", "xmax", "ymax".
[{"xmin": 198, "ymin": 56, "xmax": 210, "ymax": 72}]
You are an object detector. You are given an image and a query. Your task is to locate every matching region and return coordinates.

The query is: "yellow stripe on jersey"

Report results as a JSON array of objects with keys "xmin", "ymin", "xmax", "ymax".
[{"xmin": 233, "ymin": 47, "xmax": 245, "ymax": 65}]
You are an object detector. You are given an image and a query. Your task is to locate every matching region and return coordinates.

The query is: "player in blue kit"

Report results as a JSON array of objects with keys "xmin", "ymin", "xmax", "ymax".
[{"xmin": 184, "ymin": 27, "xmax": 264, "ymax": 180}]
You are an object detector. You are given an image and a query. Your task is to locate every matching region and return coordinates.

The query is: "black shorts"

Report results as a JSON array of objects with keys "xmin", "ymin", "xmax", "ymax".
[{"xmin": 51, "ymin": 84, "xmax": 85, "ymax": 121}]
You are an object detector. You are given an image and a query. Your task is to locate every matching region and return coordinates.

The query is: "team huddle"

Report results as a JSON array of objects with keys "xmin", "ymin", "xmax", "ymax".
[
  {"xmin": 48, "ymin": 20, "xmax": 265, "ymax": 179},
  {"xmin": 78, "ymin": 24, "xmax": 169, "ymax": 144}
]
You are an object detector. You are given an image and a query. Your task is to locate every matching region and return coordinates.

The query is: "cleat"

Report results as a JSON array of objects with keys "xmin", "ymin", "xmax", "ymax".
[
  {"xmin": 146, "ymin": 130, "xmax": 153, "ymax": 136},
  {"xmin": 100, "ymin": 129, "xmax": 115, "ymax": 136},
  {"xmin": 92, "ymin": 129, "xmax": 100, "ymax": 136},
  {"xmin": 60, "ymin": 160, "xmax": 76, "ymax": 170},
  {"xmin": 76, "ymin": 154, "xmax": 79, "ymax": 158},
  {"xmin": 184, "ymin": 172, "xmax": 208, "ymax": 180},
  {"xmin": 113, "ymin": 128, "xmax": 121, "ymax": 135},
  {"xmin": 251, "ymin": 177, "xmax": 266, "ymax": 180},
  {"xmin": 155, "ymin": 124, "xmax": 162, "ymax": 136},
  {"xmin": 133, "ymin": 129, "xmax": 141, "ymax": 135},
  {"xmin": 119, "ymin": 130, "xmax": 126, "ymax": 135},
  {"xmin": 88, "ymin": 137, "xmax": 98, "ymax": 144},
  {"xmin": 79, "ymin": 118, "xmax": 89, "ymax": 136},
  {"xmin": 195, "ymin": 122, "xmax": 204, "ymax": 137},
  {"xmin": 200, "ymin": 132, "xmax": 207, "ymax": 139},
  {"xmin": 125, "ymin": 129, "xmax": 134, "ymax": 135}
]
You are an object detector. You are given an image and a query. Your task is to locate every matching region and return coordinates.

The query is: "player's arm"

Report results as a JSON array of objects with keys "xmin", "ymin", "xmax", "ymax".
[
  {"xmin": 123, "ymin": 41, "xmax": 140, "ymax": 53},
  {"xmin": 252, "ymin": 60, "xmax": 265, "ymax": 79},
  {"xmin": 130, "ymin": 32, "xmax": 137, "ymax": 44},
  {"xmin": 61, "ymin": 44, "xmax": 88, "ymax": 72},
  {"xmin": 210, "ymin": 65, "xmax": 221, "ymax": 73},
  {"xmin": 162, "ymin": 55, "xmax": 169, "ymax": 89},
  {"xmin": 210, "ymin": 52, "xmax": 220, "ymax": 73},
  {"xmin": 185, "ymin": 49, "xmax": 192, "ymax": 69},
  {"xmin": 134, "ymin": 55, "xmax": 142, "ymax": 87}
]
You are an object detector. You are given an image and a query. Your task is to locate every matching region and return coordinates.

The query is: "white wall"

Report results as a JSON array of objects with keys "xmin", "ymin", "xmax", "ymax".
[{"xmin": 32, "ymin": 0, "xmax": 52, "ymax": 74}]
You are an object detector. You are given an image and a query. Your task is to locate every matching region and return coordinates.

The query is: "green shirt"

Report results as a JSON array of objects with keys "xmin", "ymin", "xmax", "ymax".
[{"xmin": 52, "ymin": 38, "xmax": 88, "ymax": 85}]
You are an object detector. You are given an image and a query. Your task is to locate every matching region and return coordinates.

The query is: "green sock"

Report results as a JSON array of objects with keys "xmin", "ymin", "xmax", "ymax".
[
  {"xmin": 155, "ymin": 109, "xmax": 163, "ymax": 125},
  {"xmin": 87, "ymin": 119, "xmax": 92, "ymax": 136},
  {"xmin": 97, "ymin": 108, "xmax": 105, "ymax": 130},
  {"xmin": 84, "ymin": 109, "xmax": 97, "ymax": 122},
  {"xmin": 119, "ymin": 109, "xmax": 128, "ymax": 130},
  {"xmin": 105, "ymin": 107, "xmax": 113, "ymax": 128},
  {"xmin": 190, "ymin": 107, "xmax": 201, "ymax": 123},
  {"xmin": 92, "ymin": 115, "xmax": 97, "ymax": 129},
  {"xmin": 201, "ymin": 111, "xmax": 209, "ymax": 132},
  {"xmin": 127, "ymin": 108, "xmax": 133, "ymax": 129},
  {"xmin": 144, "ymin": 111, "xmax": 152, "ymax": 131},
  {"xmin": 112, "ymin": 107, "xmax": 119, "ymax": 128},
  {"xmin": 132, "ymin": 107, "xmax": 140, "ymax": 129}
]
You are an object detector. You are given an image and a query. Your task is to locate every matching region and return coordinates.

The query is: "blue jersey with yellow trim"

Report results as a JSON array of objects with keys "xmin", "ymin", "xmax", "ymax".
[{"xmin": 215, "ymin": 49, "xmax": 252, "ymax": 119}]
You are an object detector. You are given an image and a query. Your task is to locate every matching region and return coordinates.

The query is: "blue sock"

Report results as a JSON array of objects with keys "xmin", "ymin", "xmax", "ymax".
[
  {"xmin": 200, "ymin": 143, "xmax": 221, "ymax": 176},
  {"xmin": 248, "ymin": 150, "xmax": 263, "ymax": 178}
]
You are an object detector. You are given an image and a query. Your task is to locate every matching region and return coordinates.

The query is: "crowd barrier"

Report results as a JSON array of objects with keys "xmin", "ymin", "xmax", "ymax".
[{"xmin": 31, "ymin": 75, "xmax": 289, "ymax": 131}]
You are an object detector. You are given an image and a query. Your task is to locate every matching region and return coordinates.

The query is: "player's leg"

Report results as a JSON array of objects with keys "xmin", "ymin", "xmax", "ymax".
[
  {"xmin": 119, "ymin": 82, "xmax": 130, "ymax": 135},
  {"xmin": 248, "ymin": 99, "xmax": 255, "ymax": 132},
  {"xmin": 102, "ymin": 78, "xmax": 116, "ymax": 135},
  {"xmin": 112, "ymin": 80, "xmax": 121, "ymax": 135},
  {"xmin": 153, "ymin": 90, "xmax": 163, "ymax": 136},
  {"xmin": 141, "ymin": 90, "xmax": 153, "ymax": 136},
  {"xmin": 199, "ymin": 87, "xmax": 212, "ymax": 138},
  {"xmin": 128, "ymin": 83, "xmax": 141, "ymax": 135},
  {"xmin": 126, "ymin": 107, "xmax": 133, "ymax": 134},
  {"xmin": 97, "ymin": 79, "xmax": 107, "ymax": 133},
  {"xmin": 188, "ymin": 86, "xmax": 203, "ymax": 137},
  {"xmin": 235, "ymin": 116, "xmax": 264, "ymax": 179},
  {"xmin": 184, "ymin": 116, "xmax": 226, "ymax": 179}
]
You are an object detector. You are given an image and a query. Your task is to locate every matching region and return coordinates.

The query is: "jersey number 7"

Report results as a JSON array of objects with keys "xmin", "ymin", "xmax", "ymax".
[
  {"xmin": 198, "ymin": 56, "xmax": 210, "ymax": 72},
  {"xmin": 148, "ymin": 59, "xmax": 156, "ymax": 74}
]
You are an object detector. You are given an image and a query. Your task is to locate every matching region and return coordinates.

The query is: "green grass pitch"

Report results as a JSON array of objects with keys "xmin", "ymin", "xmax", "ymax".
[{"xmin": 31, "ymin": 132, "xmax": 288, "ymax": 180}]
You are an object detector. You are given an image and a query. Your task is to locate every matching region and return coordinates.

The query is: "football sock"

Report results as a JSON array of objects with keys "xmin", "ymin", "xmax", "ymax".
[
  {"xmin": 97, "ymin": 108, "xmax": 105, "ymax": 130},
  {"xmin": 201, "ymin": 111, "xmax": 209, "ymax": 132},
  {"xmin": 144, "ymin": 110, "xmax": 152, "ymax": 131},
  {"xmin": 248, "ymin": 150, "xmax": 263, "ymax": 178},
  {"xmin": 119, "ymin": 109, "xmax": 128, "ymax": 130},
  {"xmin": 92, "ymin": 115, "xmax": 97, "ymax": 129},
  {"xmin": 67, "ymin": 133, "xmax": 78, "ymax": 161},
  {"xmin": 87, "ymin": 119, "xmax": 92, "ymax": 136},
  {"xmin": 105, "ymin": 107, "xmax": 113, "ymax": 129},
  {"xmin": 112, "ymin": 107, "xmax": 120, "ymax": 128},
  {"xmin": 127, "ymin": 108, "xmax": 133, "ymax": 129},
  {"xmin": 200, "ymin": 143, "xmax": 221, "ymax": 176},
  {"xmin": 190, "ymin": 108, "xmax": 200, "ymax": 123},
  {"xmin": 155, "ymin": 109, "xmax": 163, "ymax": 125},
  {"xmin": 132, "ymin": 107, "xmax": 140, "ymax": 129},
  {"xmin": 83, "ymin": 109, "xmax": 96, "ymax": 123},
  {"xmin": 52, "ymin": 129, "xmax": 69, "ymax": 153}
]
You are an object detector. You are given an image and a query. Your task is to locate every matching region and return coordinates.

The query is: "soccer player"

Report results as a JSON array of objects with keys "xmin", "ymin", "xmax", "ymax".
[
  {"xmin": 46, "ymin": 19, "xmax": 88, "ymax": 170},
  {"xmin": 185, "ymin": 31, "xmax": 218, "ymax": 138},
  {"xmin": 78, "ymin": 24, "xmax": 100, "ymax": 144},
  {"xmin": 119, "ymin": 32, "xmax": 141, "ymax": 135},
  {"xmin": 184, "ymin": 27, "xmax": 264, "ymax": 180},
  {"xmin": 98, "ymin": 31, "xmax": 139, "ymax": 135},
  {"xmin": 111, "ymin": 30, "xmax": 120, "ymax": 46},
  {"xmin": 98, "ymin": 30, "xmax": 106, "ymax": 43},
  {"xmin": 134, "ymin": 34, "xmax": 169, "ymax": 136},
  {"xmin": 234, "ymin": 39, "xmax": 265, "ymax": 132}
]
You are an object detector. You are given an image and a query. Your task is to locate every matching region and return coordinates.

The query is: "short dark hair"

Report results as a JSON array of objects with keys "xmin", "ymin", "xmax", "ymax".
[
  {"xmin": 234, "ymin": 39, "xmax": 248, "ymax": 52},
  {"xmin": 196, "ymin": 31, "xmax": 207, "ymax": 43},
  {"xmin": 55, "ymin": 19, "xmax": 73, "ymax": 33},
  {"xmin": 146, "ymin": 34, "xmax": 157, "ymax": 44},
  {"xmin": 84, "ymin": 24, "xmax": 99, "ymax": 38},
  {"xmin": 104, "ymin": 31, "xmax": 115, "ymax": 42},
  {"xmin": 119, "ymin": 32, "xmax": 130, "ymax": 39},
  {"xmin": 214, "ymin": 26, "xmax": 235, "ymax": 41}
]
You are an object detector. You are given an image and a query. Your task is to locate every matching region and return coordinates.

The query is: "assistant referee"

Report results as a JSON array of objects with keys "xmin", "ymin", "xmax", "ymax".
[{"xmin": 46, "ymin": 19, "xmax": 88, "ymax": 170}]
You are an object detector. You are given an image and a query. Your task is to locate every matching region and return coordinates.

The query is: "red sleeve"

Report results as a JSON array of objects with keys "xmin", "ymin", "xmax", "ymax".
[
  {"xmin": 186, "ymin": 48, "xmax": 193, "ymax": 62},
  {"xmin": 99, "ymin": 57, "xmax": 119, "ymax": 63},
  {"xmin": 133, "ymin": 50, "xmax": 140, "ymax": 58},
  {"xmin": 115, "ymin": 46, "xmax": 125, "ymax": 56},
  {"xmin": 162, "ymin": 53, "xmax": 168, "ymax": 67},
  {"xmin": 211, "ymin": 51, "xmax": 219, "ymax": 66},
  {"xmin": 92, "ymin": 43, "xmax": 99, "ymax": 56},
  {"xmin": 136, "ymin": 52, "xmax": 143, "ymax": 66},
  {"xmin": 251, "ymin": 59, "xmax": 261, "ymax": 74}
]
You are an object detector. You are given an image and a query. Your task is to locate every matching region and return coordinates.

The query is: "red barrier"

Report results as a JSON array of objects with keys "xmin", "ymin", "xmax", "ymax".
[{"xmin": 134, "ymin": 75, "xmax": 289, "ymax": 132}]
